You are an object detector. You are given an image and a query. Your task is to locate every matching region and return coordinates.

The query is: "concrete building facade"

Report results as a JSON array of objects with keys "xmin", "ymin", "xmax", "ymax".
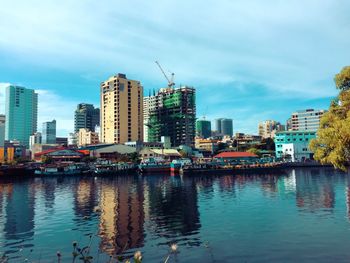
[
  {"xmin": 274, "ymin": 131, "xmax": 316, "ymax": 161},
  {"xmin": 258, "ymin": 120, "xmax": 285, "ymax": 139},
  {"xmin": 101, "ymin": 73, "xmax": 143, "ymax": 144},
  {"xmin": 74, "ymin": 103, "xmax": 100, "ymax": 133},
  {"xmin": 5, "ymin": 86, "xmax": 38, "ymax": 147},
  {"xmin": 29, "ymin": 132, "xmax": 42, "ymax": 150},
  {"xmin": 42, "ymin": 120, "xmax": 56, "ymax": 144},
  {"xmin": 290, "ymin": 109, "xmax": 325, "ymax": 131},
  {"xmin": 78, "ymin": 128, "xmax": 99, "ymax": 147}
]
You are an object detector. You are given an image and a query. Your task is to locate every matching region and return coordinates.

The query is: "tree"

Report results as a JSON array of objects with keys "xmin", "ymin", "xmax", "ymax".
[
  {"xmin": 310, "ymin": 66, "xmax": 350, "ymax": 171},
  {"xmin": 335, "ymin": 66, "xmax": 350, "ymax": 91},
  {"xmin": 247, "ymin": 147, "xmax": 261, "ymax": 157},
  {"xmin": 261, "ymin": 137, "xmax": 275, "ymax": 151}
]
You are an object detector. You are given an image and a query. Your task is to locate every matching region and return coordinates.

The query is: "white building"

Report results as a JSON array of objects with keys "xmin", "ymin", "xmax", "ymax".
[
  {"xmin": 29, "ymin": 132, "xmax": 42, "ymax": 150},
  {"xmin": 280, "ymin": 142, "xmax": 313, "ymax": 162},
  {"xmin": 290, "ymin": 109, "xmax": 325, "ymax": 131}
]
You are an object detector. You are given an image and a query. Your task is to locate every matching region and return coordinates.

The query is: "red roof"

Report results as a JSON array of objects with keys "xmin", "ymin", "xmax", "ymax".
[
  {"xmin": 214, "ymin": 152, "xmax": 258, "ymax": 158},
  {"xmin": 34, "ymin": 147, "xmax": 67, "ymax": 157}
]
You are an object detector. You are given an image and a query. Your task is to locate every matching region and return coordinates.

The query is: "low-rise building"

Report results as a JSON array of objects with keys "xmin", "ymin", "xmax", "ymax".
[
  {"xmin": 78, "ymin": 128, "xmax": 99, "ymax": 147},
  {"xmin": 139, "ymin": 148, "xmax": 181, "ymax": 161},
  {"xmin": 213, "ymin": 152, "xmax": 258, "ymax": 163},
  {"xmin": 124, "ymin": 141, "xmax": 164, "ymax": 152},
  {"xmin": 195, "ymin": 138, "xmax": 219, "ymax": 154},
  {"xmin": 274, "ymin": 131, "xmax": 316, "ymax": 161},
  {"xmin": 34, "ymin": 148, "xmax": 87, "ymax": 162}
]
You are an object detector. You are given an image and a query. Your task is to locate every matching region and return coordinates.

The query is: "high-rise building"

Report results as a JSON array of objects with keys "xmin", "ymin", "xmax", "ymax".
[
  {"xmin": 214, "ymin": 118, "xmax": 223, "ymax": 134},
  {"xmin": 0, "ymin": 115, "xmax": 5, "ymax": 147},
  {"xmin": 258, "ymin": 120, "xmax": 285, "ymax": 139},
  {"xmin": 42, "ymin": 120, "xmax": 56, "ymax": 144},
  {"xmin": 74, "ymin": 103, "xmax": 100, "ymax": 133},
  {"xmin": 5, "ymin": 86, "xmax": 38, "ymax": 147},
  {"xmin": 221, "ymin": 118, "xmax": 233, "ymax": 136},
  {"xmin": 100, "ymin": 73, "xmax": 143, "ymax": 144},
  {"xmin": 290, "ymin": 109, "xmax": 325, "ymax": 131},
  {"xmin": 214, "ymin": 118, "xmax": 233, "ymax": 136},
  {"xmin": 146, "ymin": 86, "xmax": 196, "ymax": 147},
  {"xmin": 196, "ymin": 119, "xmax": 211, "ymax": 138}
]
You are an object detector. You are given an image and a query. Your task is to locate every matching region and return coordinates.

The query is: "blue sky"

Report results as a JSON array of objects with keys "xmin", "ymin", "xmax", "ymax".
[{"xmin": 0, "ymin": 0, "xmax": 349, "ymax": 136}]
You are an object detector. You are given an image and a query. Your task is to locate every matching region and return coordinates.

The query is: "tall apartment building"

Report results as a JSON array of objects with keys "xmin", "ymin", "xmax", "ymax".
[
  {"xmin": 0, "ymin": 115, "xmax": 5, "ymax": 147},
  {"xmin": 146, "ymin": 86, "xmax": 196, "ymax": 147},
  {"xmin": 215, "ymin": 118, "xmax": 233, "ymax": 136},
  {"xmin": 258, "ymin": 120, "xmax": 285, "ymax": 139},
  {"xmin": 5, "ymin": 86, "xmax": 38, "ymax": 147},
  {"xmin": 196, "ymin": 119, "xmax": 211, "ymax": 138},
  {"xmin": 100, "ymin": 73, "xmax": 143, "ymax": 144},
  {"xmin": 42, "ymin": 120, "xmax": 56, "ymax": 144},
  {"xmin": 290, "ymin": 109, "xmax": 325, "ymax": 131},
  {"xmin": 74, "ymin": 103, "xmax": 100, "ymax": 133}
]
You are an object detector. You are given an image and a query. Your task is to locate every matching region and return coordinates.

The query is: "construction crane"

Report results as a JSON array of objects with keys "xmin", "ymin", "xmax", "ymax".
[{"xmin": 155, "ymin": 61, "xmax": 175, "ymax": 88}]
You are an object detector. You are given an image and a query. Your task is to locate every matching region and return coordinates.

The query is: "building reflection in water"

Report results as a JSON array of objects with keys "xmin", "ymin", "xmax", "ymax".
[
  {"xmin": 147, "ymin": 176, "xmax": 201, "ymax": 243},
  {"xmin": 98, "ymin": 177, "xmax": 144, "ymax": 256},
  {"xmin": 73, "ymin": 178, "xmax": 99, "ymax": 219},
  {"xmin": 0, "ymin": 179, "xmax": 36, "ymax": 255},
  {"xmin": 295, "ymin": 168, "xmax": 335, "ymax": 212}
]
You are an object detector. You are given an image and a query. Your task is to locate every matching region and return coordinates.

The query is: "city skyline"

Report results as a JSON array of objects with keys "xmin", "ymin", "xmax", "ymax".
[{"xmin": 1, "ymin": 0, "xmax": 349, "ymax": 135}]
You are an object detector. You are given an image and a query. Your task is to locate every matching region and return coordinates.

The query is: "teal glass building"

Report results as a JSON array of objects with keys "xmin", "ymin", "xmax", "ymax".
[
  {"xmin": 5, "ymin": 86, "xmax": 38, "ymax": 147},
  {"xmin": 274, "ymin": 131, "xmax": 316, "ymax": 161}
]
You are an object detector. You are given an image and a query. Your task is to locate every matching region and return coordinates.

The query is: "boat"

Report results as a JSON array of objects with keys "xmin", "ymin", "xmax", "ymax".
[
  {"xmin": 138, "ymin": 158, "xmax": 170, "ymax": 174},
  {"xmin": 94, "ymin": 163, "xmax": 136, "ymax": 175},
  {"xmin": 170, "ymin": 158, "xmax": 192, "ymax": 174},
  {"xmin": 35, "ymin": 163, "xmax": 91, "ymax": 176},
  {"xmin": 0, "ymin": 165, "xmax": 35, "ymax": 177}
]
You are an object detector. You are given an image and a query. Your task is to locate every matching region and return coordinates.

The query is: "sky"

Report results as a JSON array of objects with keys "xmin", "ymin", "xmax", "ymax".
[{"xmin": 0, "ymin": 0, "xmax": 349, "ymax": 136}]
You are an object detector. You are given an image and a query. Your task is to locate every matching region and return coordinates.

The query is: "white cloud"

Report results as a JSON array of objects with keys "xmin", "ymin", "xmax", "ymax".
[
  {"xmin": 0, "ymin": 0, "xmax": 349, "ymax": 132},
  {"xmin": 0, "ymin": 0, "xmax": 348, "ymax": 99},
  {"xmin": 36, "ymin": 89, "xmax": 77, "ymax": 137}
]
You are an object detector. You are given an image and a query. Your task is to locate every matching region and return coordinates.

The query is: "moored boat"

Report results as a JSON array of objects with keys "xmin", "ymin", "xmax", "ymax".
[{"xmin": 35, "ymin": 163, "xmax": 90, "ymax": 176}]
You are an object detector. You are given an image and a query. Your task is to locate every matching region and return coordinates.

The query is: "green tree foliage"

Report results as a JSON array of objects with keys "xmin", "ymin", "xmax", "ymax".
[
  {"xmin": 335, "ymin": 66, "xmax": 350, "ymax": 91},
  {"xmin": 260, "ymin": 137, "xmax": 275, "ymax": 151},
  {"xmin": 310, "ymin": 66, "xmax": 350, "ymax": 170},
  {"xmin": 247, "ymin": 147, "xmax": 261, "ymax": 157}
]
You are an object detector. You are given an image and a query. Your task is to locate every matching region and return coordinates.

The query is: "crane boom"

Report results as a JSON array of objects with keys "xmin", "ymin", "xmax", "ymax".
[{"xmin": 155, "ymin": 61, "xmax": 175, "ymax": 88}]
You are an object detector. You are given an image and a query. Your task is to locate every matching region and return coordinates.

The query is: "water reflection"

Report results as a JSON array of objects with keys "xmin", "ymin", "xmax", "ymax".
[
  {"xmin": 0, "ymin": 168, "xmax": 350, "ymax": 261},
  {"xmin": 98, "ymin": 177, "xmax": 145, "ymax": 256},
  {"xmin": 147, "ymin": 176, "xmax": 201, "ymax": 244}
]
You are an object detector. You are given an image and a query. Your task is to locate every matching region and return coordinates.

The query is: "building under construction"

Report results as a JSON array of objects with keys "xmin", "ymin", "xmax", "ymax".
[{"xmin": 145, "ymin": 86, "xmax": 196, "ymax": 147}]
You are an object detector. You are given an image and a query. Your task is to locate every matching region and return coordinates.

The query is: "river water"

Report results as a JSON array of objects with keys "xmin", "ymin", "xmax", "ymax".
[{"xmin": 1, "ymin": 168, "xmax": 350, "ymax": 262}]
